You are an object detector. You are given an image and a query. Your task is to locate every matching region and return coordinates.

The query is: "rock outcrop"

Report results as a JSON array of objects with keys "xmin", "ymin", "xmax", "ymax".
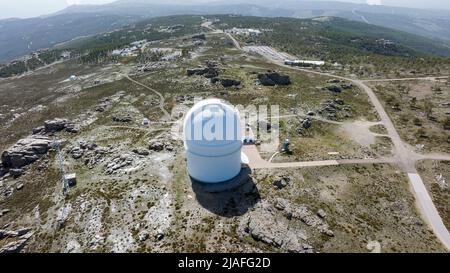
[
  {"xmin": 112, "ymin": 114, "xmax": 132, "ymax": 123},
  {"xmin": 242, "ymin": 201, "xmax": 312, "ymax": 253},
  {"xmin": 1, "ymin": 135, "xmax": 52, "ymax": 169},
  {"xmin": 187, "ymin": 67, "xmax": 219, "ymax": 78},
  {"xmin": 149, "ymin": 141, "xmax": 164, "ymax": 152},
  {"xmin": 105, "ymin": 154, "xmax": 133, "ymax": 175},
  {"xmin": 38, "ymin": 118, "xmax": 78, "ymax": 134},
  {"xmin": 272, "ymin": 175, "xmax": 291, "ymax": 189},
  {"xmin": 132, "ymin": 148, "xmax": 150, "ymax": 156},
  {"xmin": 192, "ymin": 34, "xmax": 206, "ymax": 40},
  {"xmin": 258, "ymin": 72, "xmax": 291, "ymax": 86},
  {"xmin": 211, "ymin": 77, "xmax": 241, "ymax": 87},
  {"xmin": 325, "ymin": 85, "xmax": 343, "ymax": 93},
  {"xmin": 0, "ymin": 227, "xmax": 33, "ymax": 253},
  {"xmin": 44, "ymin": 118, "xmax": 68, "ymax": 132},
  {"xmin": 275, "ymin": 198, "xmax": 334, "ymax": 237}
]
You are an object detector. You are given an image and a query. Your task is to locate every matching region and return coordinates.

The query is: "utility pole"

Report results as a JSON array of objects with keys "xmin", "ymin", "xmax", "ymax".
[{"xmin": 52, "ymin": 137, "xmax": 69, "ymax": 196}]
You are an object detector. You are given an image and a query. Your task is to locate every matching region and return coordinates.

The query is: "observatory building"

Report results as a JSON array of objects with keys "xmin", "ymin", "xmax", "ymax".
[{"xmin": 183, "ymin": 99, "xmax": 242, "ymax": 183}]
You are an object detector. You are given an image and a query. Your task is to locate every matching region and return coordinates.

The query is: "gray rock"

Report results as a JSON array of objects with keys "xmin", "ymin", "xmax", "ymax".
[
  {"xmin": 0, "ymin": 166, "xmax": 7, "ymax": 177},
  {"xmin": 258, "ymin": 72, "xmax": 291, "ymax": 86},
  {"xmin": 71, "ymin": 147, "xmax": 84, "ymax": 159},
  {"xmin": 274, "ymin": 198, "xmax": 290, "ymax": 211},
  {"xmin": 273, "ymin": 175, "xmax": 291, "ymax": 190},
  {"xmin": 317, "ymin": 209, "xmax": 327, "ymax": 218},
  {"xmin": 248, "ymin": 209, "xmax": 283, "ymax": 247},
  {"xmin": 1, "ymin": 135, "xmax": 51, "ymax": 168},
  {"xmin": 132, "ymin": 149, "xmax": 150, "ymax": 156},
  {"xmin": 0, "ymin": 238, "xmax": 28, "ymax": 253},
  {"xmin": 16, "ymin": 183, "xmax": 24, "ymax": 190},
  {"xmin": 192, "ymin": 33, "xmax": 206, "ymax": 40},
  {"xmin": 245, "ymin": 202, "xmax": 310, "ymax": 253},
  {"xmin": 187, "ymin": 66, "xmax": 218, "ymax": 78},
  {"xmin": 95, "ymin": 105, "xmax": 106, "ymax": 112},
  {"xmin": 9, "ymin": 169, "xmax": 23, "ymax": 178},
  {"xmin": 302, "ymin": 118, "xmax": 312, "ymax": 129},
  {"xmin": 32, "ymin": 126, "xmax": 45, "ymax": 135},
  {"xmin": 327, "ymin": 113, "xmax": 337, "ymax": 119},
  {"xmin": 327, "ymin": 79, "xmax": 341, "ymax": 84},
  {"xmin": 164, "ymin": 144, "xmax": 174, "ymax": 152},
  {"xmin": 274, "ymin": 198, "xmax": 334, "ymax": 237},
  {"xmin": 156, "ymin": 233, "xmax": 165, "ymax": 241},
  {"xmin": 149, "ymin": 141, "xmax": 164, "ymax": 152},
  {"xmin": 341, "ymin": 84, "xmax": 353, "ymax": 89},
  {"xmin": 17, "ymin": 227, "xmax": 32, "ymax": 236},
  {"xmin": 138, "ymin": 232, "xmax": 149, "ymax": 242},
  {"xmin": 282, "ymin": 232, "xmax": 304, "ymax": 253},
  {"xmin": 213, "ymin": 78, "xmax": 241, "ymax": 87},
  {"xmin": 0, "ymin": 229, "xmax": 19, "ymax": 239},
  {"xmin": 325, "ymin": 106, "xmax": 336, "ymax": 113},
  {"xmin": 105, "ymin": 155, "xmax": 133, "ymax": 174},
  {"xmin": 44, "ymin": 118, "xmax": 68, "ymax": 132},
  {"xmin": 307, "ymin": 111, "xmax": 315, "ymax": 116},
  {"xmin": 65, "ymin": 123, "xmax": 79, "ymax": 133},
  {"xmin": 112, "ymin": 115, "xmax": 132, "ymax": 123},
  {"xmin": 326, "ymin": 85, "xmax": 342, "ymax": 93}
]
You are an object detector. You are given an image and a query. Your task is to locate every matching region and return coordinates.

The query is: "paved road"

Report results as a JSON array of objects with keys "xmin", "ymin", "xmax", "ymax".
[
  {"xmin": 409, "ymin": 173, "xmax": 450, "ymax": 249},
  {"xmin": 363, "ymin": 76, "xmax": 448, "ymax": 82},
  {"xmin": 206, "ymin": 23, "xmax": 450, "ymax": 250},
  {"xmin": 243, "ymin": 145, "xmax": 395, "ymax": 169},
  {"xmin": 243, "ymin": 145, "xmax": 340, "ymax": 169},
  {"xmin": 352, "ymin": 8, "xmax": 370, "ymax": 24}
]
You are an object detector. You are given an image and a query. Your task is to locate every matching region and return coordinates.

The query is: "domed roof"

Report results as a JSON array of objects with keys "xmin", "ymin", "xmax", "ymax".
[{"xmin": 183, "ymin": 99, "xmax": 242, "ymax": 157}]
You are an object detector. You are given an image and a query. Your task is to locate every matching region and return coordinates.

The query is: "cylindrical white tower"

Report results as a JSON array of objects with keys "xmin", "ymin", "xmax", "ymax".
[{"xmin": 183, "ymin": 99, "xmax": 242, "ymax": 183}]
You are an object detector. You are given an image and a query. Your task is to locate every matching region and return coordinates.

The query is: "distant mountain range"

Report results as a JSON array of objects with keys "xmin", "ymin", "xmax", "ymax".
[{"xmin": 1, "ymin": 0, "xmax": 450, "ymax": 62}]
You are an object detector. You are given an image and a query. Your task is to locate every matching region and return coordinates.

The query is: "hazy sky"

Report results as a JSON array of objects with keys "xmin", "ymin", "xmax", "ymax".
[
  {"xmin": 0, "ymin": 0, "xmax": 448, "ymax": 19},
  {"xmin": 0, "ymin": 0, "xmax": 114, "ymax": 19}
]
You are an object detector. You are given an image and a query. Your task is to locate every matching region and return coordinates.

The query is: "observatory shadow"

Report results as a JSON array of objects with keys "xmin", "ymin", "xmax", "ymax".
[{"xmin": 191, "ymin": 166, "xmax": 260, "ymax": 217}]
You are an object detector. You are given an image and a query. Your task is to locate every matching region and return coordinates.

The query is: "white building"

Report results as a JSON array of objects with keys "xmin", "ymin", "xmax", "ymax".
[
  {"xmin": 111, "ymin": 49, "xmax": 123, "ymax": 56},
  {"xmin": 227, "ymin": 27, "xmax": 262, "ymax": 36},
  {"xmin": 183, "ymin": 99, "xmax": 242, "ymax": 183},
  {"xmin": 131, "ymin": 39, "xmax": 148, "ymax": 47},
  {"xmin": 284, "ymin": 59, "xmax": 325, "ymax": 66}
]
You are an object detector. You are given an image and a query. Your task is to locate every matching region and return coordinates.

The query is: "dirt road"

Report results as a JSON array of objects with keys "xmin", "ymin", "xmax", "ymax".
[
  {"xmin": 205, "ymin": 23, "xmax": 450, "ymax": 250},
  {"xmin": 124, "ymin": 74, "xmax": 171, "ymax": 119}
]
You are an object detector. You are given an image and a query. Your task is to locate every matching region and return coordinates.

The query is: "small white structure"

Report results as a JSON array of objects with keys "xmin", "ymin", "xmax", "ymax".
[
  {"xmin": 183, "ymin": 99, "xmax": 242, "ymax": 183},
  {"xmin": 284, "ymin": 59, "xmax": 325, "ymax": 66},
  {"xmin": 227, "ymin": 27, "xmax": 261, "ymax": 36},
  {"xmin": 64, "ymin": 173, "xmax": 77, "ymax": 187},
  {"xmin": 69, "ymin": 75, "xmax": 77, "ymax": 81},
  {"xmin": 142, "ymin": 118, "xmax": 150, "ymax": 126},
  {"xmin": 111, "ymin": 49, "xmax": 123, "ymax": 56},
  {"xmin": 131, "ymin": 39, "xmax": 147, "ymax": 47}
]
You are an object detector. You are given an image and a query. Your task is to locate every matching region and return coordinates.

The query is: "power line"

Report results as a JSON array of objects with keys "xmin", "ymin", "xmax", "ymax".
[{"xmin": 52, "ymin": 137, "xmax": 69, "ymax": 196}]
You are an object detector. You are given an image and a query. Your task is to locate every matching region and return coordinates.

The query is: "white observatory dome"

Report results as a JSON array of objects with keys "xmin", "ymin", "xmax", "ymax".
[{"xmin": 183, "ymin": 99, "xmax": 242, "ymax": 183}]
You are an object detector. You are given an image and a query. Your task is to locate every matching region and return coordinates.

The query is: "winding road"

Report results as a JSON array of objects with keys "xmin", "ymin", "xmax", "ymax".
[
  {"xmin": 124, "ymin": 74, "xmax": 171, "ymax": 119},
  {"xmin": 202, "ymin": 20, "xmax": 450, "ymax": 250}
]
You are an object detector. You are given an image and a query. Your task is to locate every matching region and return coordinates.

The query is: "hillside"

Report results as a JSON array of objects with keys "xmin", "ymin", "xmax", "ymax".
[
  {"xmin": 2, "ymin": 1, "xmax": 450, "ymax": 62},
  {"xmin": 2, "ymin": 14, "xmax": 450, "ymax": 79},
  {"xmin": 0, "ymin": 13, "xmax": 140, "ymax": 62},
  {"xmin": 214, "ymin": 15, "xmax": 450, "ymax": 58},
  {"xmin": 1, "ymin": 13, "xmax": 449, "ymax": 253}
]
